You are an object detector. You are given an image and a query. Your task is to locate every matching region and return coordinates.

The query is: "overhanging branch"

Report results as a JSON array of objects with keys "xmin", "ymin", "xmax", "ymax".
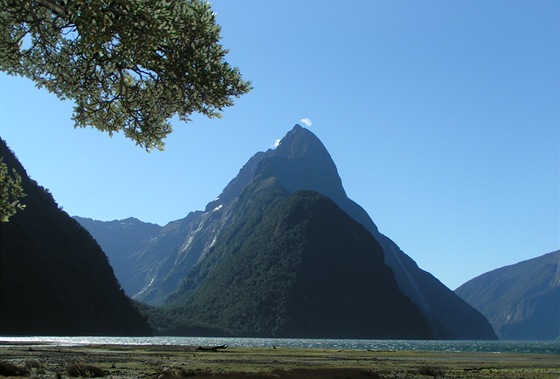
[{"xmin": 35, "ymin": 0, "xmax": 68, "ymax": 18}]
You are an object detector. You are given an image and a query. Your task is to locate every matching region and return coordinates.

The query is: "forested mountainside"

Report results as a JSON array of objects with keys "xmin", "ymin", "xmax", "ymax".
[
  {"xmin": 0, "ymin": 138, "xmax": 151, "ymax": 336},
  {"xmin": 456, "ymin": 250, "xmax": 560, "ymax": 340},
  {"xmin": 161, "ymin": 183, "xmax": 433, "ymax": 338},
  {"xmin": 77, "ymin": 125, "xmax": 496, "ymax": 339}
]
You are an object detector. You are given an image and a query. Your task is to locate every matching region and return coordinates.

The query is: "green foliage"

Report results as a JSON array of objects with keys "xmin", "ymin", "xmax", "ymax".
[
  {"xmin": 160, "ymin": 183, "xmax": 431, "ymax": 338},
  {"xmin": 0, "ymin": 158, "xmax": 25, "ymax": 222},
  {"xmin": 0, "ymin": 0, "xmax": 251, "ymax": 150},
  {"xmin": 161, "ymin": 178, "xmax": 296, "ymax": 336}
]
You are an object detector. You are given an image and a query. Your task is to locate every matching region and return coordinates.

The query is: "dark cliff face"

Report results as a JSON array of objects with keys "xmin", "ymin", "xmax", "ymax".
[
  {"xmin": 456, "ymin": 250, "xmax": 560, "ymax": 340},
  {"xmin": 0, "ymin": 138, "xmax": 151, "ymax": 336}
]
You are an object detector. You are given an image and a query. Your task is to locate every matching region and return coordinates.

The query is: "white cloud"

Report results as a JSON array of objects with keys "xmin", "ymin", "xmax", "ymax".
[
  {"xmin": 300, "ymin": 118, "xmax": 313, "ymax": 127},
  {"xmin": 273, "ymin": 138, "xmax": 281, "ymax": 148}
]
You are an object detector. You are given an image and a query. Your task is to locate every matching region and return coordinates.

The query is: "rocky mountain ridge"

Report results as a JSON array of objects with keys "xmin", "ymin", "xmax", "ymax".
[{"xmin": 77, "ymin": 125, "xmax": 496, "ymax": 339}]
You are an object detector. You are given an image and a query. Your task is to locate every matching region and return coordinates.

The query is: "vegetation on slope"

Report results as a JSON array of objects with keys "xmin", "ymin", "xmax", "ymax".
[
  {"xmin": 160, "ymin": 176, "xmax": 432, "ymax": 339},
  {"xmin": 0, "ymin": 138, "xmax": 151, "ymax": 335},
  {"xmin": 456, "ymin": 250, "xmax": 560, "ymax": 340}
]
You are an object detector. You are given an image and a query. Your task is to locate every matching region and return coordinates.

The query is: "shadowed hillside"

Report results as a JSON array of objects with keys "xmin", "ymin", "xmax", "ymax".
[
  {"xmin": 456, "ymin": 250, "xmax": 560, "ymax": 340},
  {"xmin": 0, "ymin": 138, "xmax": 151, "ymax": 336},
  {"xmin": 77, "ymin": 125, "xmax": 496, "ymax": 340},
  {"xmin": 164, "ymin": 181, "xmax": 432, "ymax": 338}
]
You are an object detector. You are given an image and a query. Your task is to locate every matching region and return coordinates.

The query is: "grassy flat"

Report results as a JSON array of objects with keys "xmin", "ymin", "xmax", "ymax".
[{"xmin": 0, "ymin": 343, "xmax": 559, "ymax": 378}]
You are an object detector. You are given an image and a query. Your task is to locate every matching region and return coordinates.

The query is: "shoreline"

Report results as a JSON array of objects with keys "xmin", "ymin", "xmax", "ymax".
[{"xmin": 1, "ymin": 343, "xmax": 559, "ymax": 378}]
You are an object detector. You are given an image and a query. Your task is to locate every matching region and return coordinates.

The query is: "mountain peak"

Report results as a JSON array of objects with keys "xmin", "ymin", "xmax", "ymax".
[
  {"xmin": 73, "ymin": 124, "xmax": 497, "ymax": 340},
  {"xmin": 207, "ymin": 125, "xmax": 339, "ymax": 211},
  {"xmin": 274, "ymin": 124, "xmax": 325, "ymax": 160}
]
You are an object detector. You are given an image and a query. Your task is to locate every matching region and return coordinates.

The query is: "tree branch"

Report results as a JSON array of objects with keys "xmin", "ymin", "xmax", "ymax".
[{"xmin": 35, "ymin": 0, "xmax": 67, "ymax": 18}]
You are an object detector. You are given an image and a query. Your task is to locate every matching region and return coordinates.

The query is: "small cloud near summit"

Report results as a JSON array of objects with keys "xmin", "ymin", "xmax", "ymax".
[
  {"xmin": 273, "ymin": 138, "xmax": 281, "ymax": 148},
  {"xmin": 300, "ymin": 118, "xmax": 313, "ymax": 127}
]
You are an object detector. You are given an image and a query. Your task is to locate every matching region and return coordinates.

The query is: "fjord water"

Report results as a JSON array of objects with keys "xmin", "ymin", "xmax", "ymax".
[{"xmin": 1, "ymin": 337, "xmax": 559, "ymax": 355}]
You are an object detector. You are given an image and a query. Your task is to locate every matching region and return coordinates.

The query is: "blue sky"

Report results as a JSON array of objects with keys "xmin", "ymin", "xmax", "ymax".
[{"xmin": 0, "ymin": 1, "xmax": 558, "ymax": 289}]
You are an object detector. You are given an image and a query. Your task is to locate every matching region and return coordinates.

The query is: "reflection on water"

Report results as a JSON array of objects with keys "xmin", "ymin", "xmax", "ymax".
[{"xmin": 1, "ymin": 336, "xmax": 559, "ymax": 354}]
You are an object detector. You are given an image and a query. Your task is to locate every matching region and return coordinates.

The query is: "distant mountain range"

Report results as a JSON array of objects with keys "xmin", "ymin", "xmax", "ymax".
[
  {"xmin": 456, "ymin": 250, "xmax": 560, "ymax": 340},
  {"xmin": 72, "ymin": 216, "xmax": 163, "ymax": 297},
  {"xmin": 76, "ymin": 125, "xmax": 496, "ymax": 339},
  {"xmin": 0, "ymin": 138, "xmax": 151, "ymax": 336}
]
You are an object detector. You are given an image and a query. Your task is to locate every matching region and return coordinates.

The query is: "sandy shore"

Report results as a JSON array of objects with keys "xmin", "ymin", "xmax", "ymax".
[{"xmin": 1, "ymin": 342, "xmax": 559, "ymax": 378}]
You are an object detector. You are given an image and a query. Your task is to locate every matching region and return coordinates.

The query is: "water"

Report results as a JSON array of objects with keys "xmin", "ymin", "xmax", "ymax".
[{"xmin": 1, "ymin": 336, "xmax": 559, "ymax": 354}]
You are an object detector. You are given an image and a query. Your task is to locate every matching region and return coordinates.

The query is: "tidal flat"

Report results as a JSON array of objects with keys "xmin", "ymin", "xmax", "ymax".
[{"xmin": 0, "ymin": 343, "xmax": 559, "ymax": 378}]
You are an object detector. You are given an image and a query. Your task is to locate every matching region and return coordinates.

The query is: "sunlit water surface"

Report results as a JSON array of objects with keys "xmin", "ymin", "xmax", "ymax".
[{"xmin": 1, "ymin": 337, "xmax": 559, "ymax": 354}]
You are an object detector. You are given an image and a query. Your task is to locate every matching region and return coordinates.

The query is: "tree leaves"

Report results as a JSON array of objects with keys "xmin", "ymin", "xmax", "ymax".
[
  {"xmin": 0, "ymin": 0, "xmax": 251, "ymax": 150},
  {"xmin": 0, "ymin": 158, "xmax": 25, "ymax": 223}
]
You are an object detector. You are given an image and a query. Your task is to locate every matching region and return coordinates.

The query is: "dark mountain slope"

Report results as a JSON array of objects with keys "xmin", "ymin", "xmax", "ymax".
[
  {"xmin": 166, "ymin": 179, "xmax": 432, "ymax": 339},
  {"xmin": 0, "ymin": 138, "xmax": 151, "ymax": 336},
  {"xmin": 77, "ymin": 124, "xmax": 495, "ymax": 339},
  {"xmin": 213, "ymin": 125, "xmax": 495, "ymax": 339},
  {"xmin": 456, "ymin": 250, "xmax": 560, "ymax": 340},
  {"xmin": 374, "ymin": 233, "xmax": 497, "ymax": 339}
]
